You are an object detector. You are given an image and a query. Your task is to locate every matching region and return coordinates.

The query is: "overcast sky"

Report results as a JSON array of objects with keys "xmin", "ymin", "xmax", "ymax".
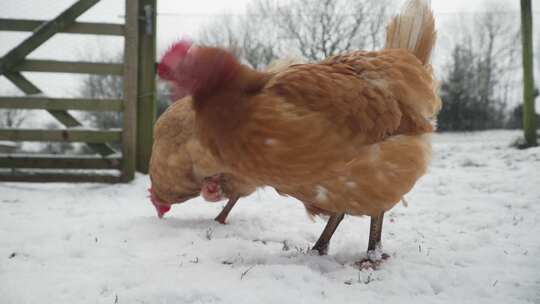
[{"xmin": 0, "ymin": 0, "xmax": 537, "ymax": 108}]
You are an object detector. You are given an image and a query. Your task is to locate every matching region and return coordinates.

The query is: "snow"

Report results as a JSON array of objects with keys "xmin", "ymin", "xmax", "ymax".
[{"xmin": 1, "ymin": 130, "xmax": 539, "ymax": 304}]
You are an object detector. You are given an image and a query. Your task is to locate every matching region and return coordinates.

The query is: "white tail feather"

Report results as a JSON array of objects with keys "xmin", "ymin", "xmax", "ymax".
[{"xmin": 385, "ymin": 0, "xmax": 436, "ymax": 65}]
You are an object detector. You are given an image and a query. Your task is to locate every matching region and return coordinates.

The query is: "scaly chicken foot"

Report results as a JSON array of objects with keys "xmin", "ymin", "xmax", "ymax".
[
  {"xmin": 214, "ymin": 196, "xmax": 240, "ymax": 224},
  {"xmin": 311, "ymin": 213, "xmax": 345, "ymax": 255},
  {"xmin": 355, "ymin": 211, "xmax": 390, "ymax": 269}
]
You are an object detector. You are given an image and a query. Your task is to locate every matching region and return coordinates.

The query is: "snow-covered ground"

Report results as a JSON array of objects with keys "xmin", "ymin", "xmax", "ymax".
[{"xmin": 1, "ymin": 131, "xmax": 539, "ymax": 304}]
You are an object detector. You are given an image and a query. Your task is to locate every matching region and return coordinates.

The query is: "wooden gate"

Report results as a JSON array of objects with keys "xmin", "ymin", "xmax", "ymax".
[{"xmin": 0, "ymin": 0, "xmax": 156, "ymax": 183}]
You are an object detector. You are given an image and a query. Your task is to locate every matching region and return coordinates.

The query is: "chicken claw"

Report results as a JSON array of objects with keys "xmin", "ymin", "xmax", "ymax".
[
  {"xmin": 354, "ymin": 212, "xmax": 389, "ymax": 269},
  {"xmin": 355, "ymin": 252, "xmax": 390, "ymax": 270}
]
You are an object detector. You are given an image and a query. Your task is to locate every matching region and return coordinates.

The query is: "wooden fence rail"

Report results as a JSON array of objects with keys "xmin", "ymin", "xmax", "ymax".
[
  {"xmin": 0, "ymin": 173, "xmax": 123, "ymax": 183},
  {"xmin": 0, "ymin": 19, "xmax": 124, "ymax": 36},
  {"xmin": 0, "ymin": 129, "xmax": 122, "ymax": 143},
  {"xmin": 0, "ymin": 155, "xmax": 122, "ymax": 169},
  {"xmin": 13, "ymin": 60, "xmax": 123, "ymax": 75},
  {"xmin": 0, "ymin": 0, "xmax": 156, "ymax": 183},
  {"xmin": 0, "ymin": 97, "xmax": 123, "ymax": 111}
]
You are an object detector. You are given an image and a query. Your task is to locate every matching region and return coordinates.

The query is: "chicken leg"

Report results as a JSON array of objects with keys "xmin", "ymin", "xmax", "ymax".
[
  {"xmin": 311, "ymin": 213, "xmax": 345, "ymax": 255},
  {"xmin": 367, "ymin": 211, "xmax": 384, "ymax": 252},
  {"xmin": 357, "ymin": 211, "xmax": 390, "ymax": 269},
  {"xmin": 214, "ymin": 196, "xmax": 239, "ymax": 224}
]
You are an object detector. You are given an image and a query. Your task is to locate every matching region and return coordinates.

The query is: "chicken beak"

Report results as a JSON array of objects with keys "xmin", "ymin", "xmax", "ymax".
[
  {"xmin": 148, "ymin": 186, "xmax": 171, "ymax": 218},
  {"xmin": 154, "ymin": 203, "xmax": 171, "ymax": 219}
]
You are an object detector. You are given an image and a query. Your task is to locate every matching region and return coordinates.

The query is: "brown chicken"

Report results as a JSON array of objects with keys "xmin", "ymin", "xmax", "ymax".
[
  {"xmin": 158, "ymin": 0, "xmax": 440, "ymax": 264},
  {"xmin": 148, "ymin": 98, "xmax": 255, "ymax": 223},
  {"xmin": 148, "ymin": 57, "xmax": 302, "ymax": 223}
]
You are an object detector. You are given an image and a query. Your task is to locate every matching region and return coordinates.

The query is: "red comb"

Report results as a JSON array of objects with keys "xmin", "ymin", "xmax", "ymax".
[
  {"xmin": 157, "ymin": 40, "xmax": 193, "ymax": 81},
  {"xmin": 157, "ymin": 40, "xmax": 240, "ymax": 100}
]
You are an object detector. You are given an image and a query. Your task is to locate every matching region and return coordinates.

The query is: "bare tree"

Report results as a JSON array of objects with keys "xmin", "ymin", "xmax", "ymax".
[
  {"xmin": 198, "ymin": 0, "xmax": 391, "ymax": 66},
  {"xmin": 475, "ymin": 10, "xmax": 520, "ymax": 112},
  {"xmin": 79, "ymin": 55, "xmax": 124, "ymax": 129},
  {"xmin": 198, "ymin": 5, "xmax": 278, "ymax": 69},
  {"xmin": 0, "ymin": 109, "xmax": 27, "ymax": 128},
  {"xmin": 438, "ymin": 41, "xmax": 505, "ymax": 131},
  {"xmin": 0, "ymin": 90, "xmax": 28, "ymax": 129},
  {"xmin": 0, "ymin": 106, "xmax": 27, "ymax": 152},
  {"xmin": 78, "ymin": 52, "xmax": 171, "ymax": 130},
  {"xmin": 271, "ymin": 0, "xmax": 390, "ymax": 60},
  {"xmin": 438, "ymin": 10, "xmax": 519, "ymax": 131}
]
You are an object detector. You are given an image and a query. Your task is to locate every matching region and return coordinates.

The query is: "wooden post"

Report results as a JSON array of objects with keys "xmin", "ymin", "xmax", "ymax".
[
  {"xmin": 520, "ymin": 0, "xmax": 538, "ymax": 147},
  {"xmin": 121, "ymin": 0, "xmax": 139, "ymax": 182},
  {"xmin": 136, "ymin": 0, "xmax": 157, "ymax": 174}
]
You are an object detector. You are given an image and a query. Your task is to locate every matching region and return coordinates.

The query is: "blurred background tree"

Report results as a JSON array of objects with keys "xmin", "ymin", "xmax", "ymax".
[
  {"xmin": 71, "ymin": 0, "xmax": 538, "ymax": 136},
  {"xmin": 437, "ymin": 10, "xmax": 519, "ymax": 131},
  {"xmin": 0, "ymin": 108, "xmax": 27, "ymax": 129},
  {"xmin": 78, "ymin": 53, "xmax": 169, "ymax": 128},
  {"xmin": 198, "ymin": 0, "xmax": 391, "ymax": 66}
]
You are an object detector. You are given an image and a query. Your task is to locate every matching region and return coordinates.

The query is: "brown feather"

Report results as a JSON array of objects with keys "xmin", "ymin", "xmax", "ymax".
[
  {"xmin": 159, "ymin": 0, "xmax": 439, "ymax": 219},
  {"xmin": 149, "ymin": 100, "xmax": 256, "ymax": 206},
  {"xmin": 194, "ymin": 49, "xmax": 438, "ymax": 188}
]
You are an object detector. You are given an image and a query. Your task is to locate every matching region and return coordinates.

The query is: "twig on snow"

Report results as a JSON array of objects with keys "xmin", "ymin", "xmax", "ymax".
[
  {"xmin": 240, "ymin": 265, "xmax": 256, "ymax": 280},
  {"xmin": 282, "ymin": 240, "xmax": 290, "ymax": 251},
  {"xmin": 206, "ymin": 228, "xmax": 213, "ymax": 240}
]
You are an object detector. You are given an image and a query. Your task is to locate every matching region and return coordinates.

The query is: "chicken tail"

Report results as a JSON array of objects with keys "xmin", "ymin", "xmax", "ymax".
[{"xmin": 384, "ymin": 0, "xmax": 436, "ymax": 65}]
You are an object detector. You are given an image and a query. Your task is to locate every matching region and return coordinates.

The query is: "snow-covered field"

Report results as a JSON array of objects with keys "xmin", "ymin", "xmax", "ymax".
[{"xmin": 1, "ymin": 131, "xmax": 539, "ymax": 304}]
